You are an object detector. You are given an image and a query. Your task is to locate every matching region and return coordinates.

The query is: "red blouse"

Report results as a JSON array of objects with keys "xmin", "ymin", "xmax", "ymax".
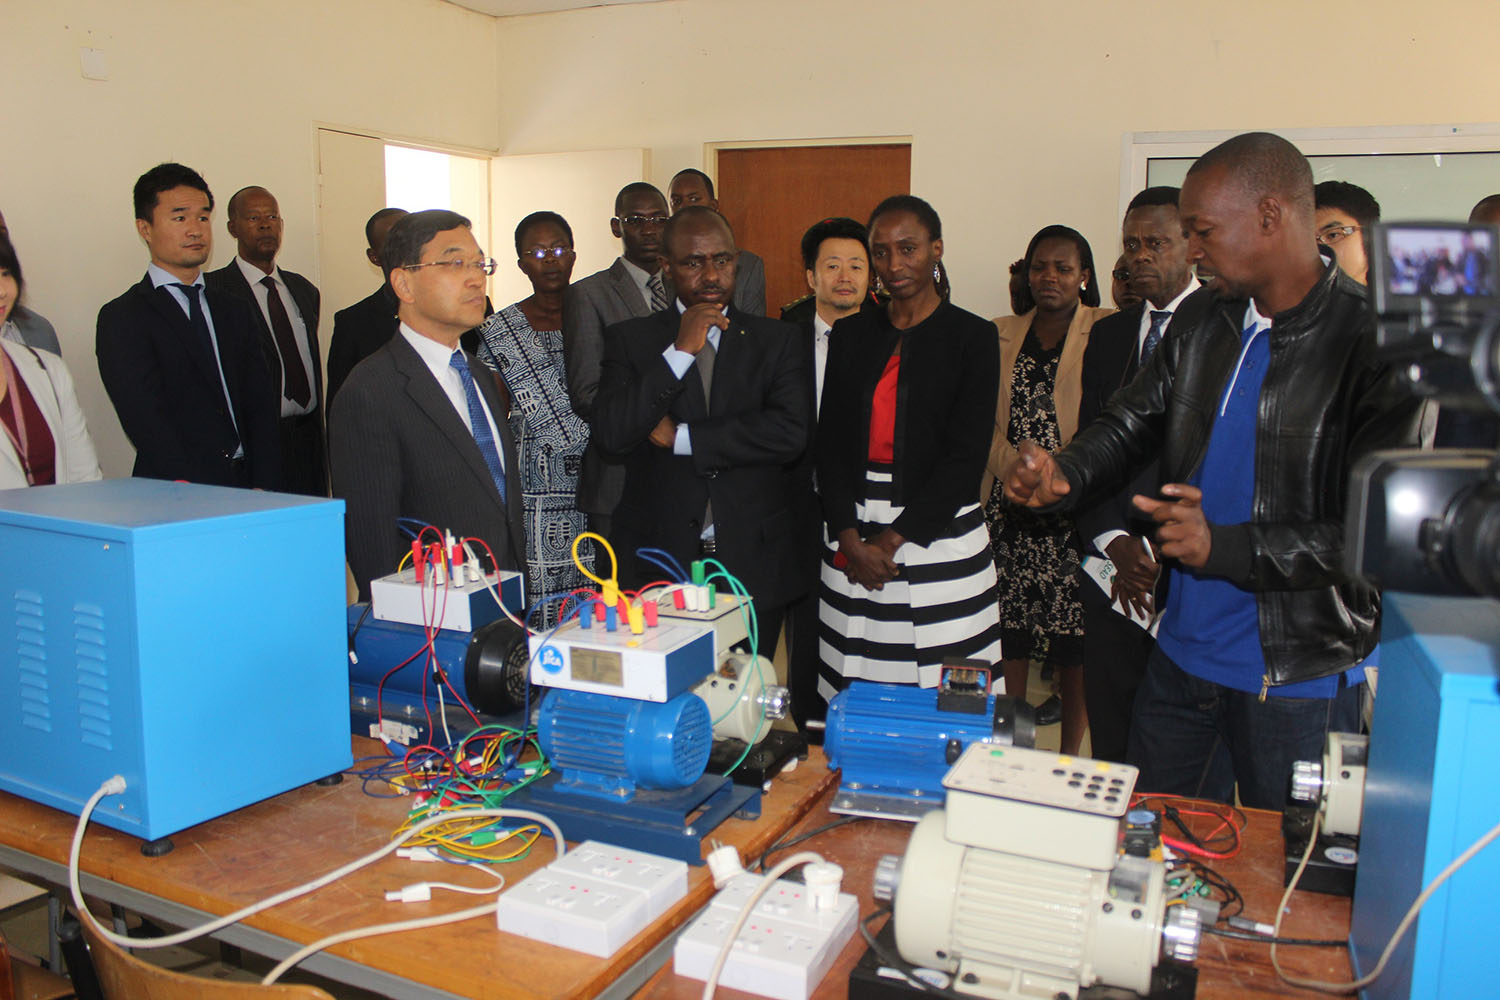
[{"xmin": 867, "ymin": 351, "xmax": 900, "ymax": 462}]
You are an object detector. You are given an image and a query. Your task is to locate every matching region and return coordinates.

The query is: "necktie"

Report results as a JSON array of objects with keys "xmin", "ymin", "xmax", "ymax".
[
  {"xmin": 647, "ymin": 270, "xmax": 669, "ymax": 312},
  {"xmin": 260, "ymin": 276, "xmax": 312, "ymax": 407},
  {"xmin": 172, "ymin": 283, "xmax": 241, "ymax": 442},
  {"xmin": 696, "ymin": 338, "xmax": 716, "ymax": 532},
  {"xmin": 449, "ymin": 351, "xmax": 508, "ymax": 506},
  {"xmin": 1141, "ymin": 309, "xmax": 1172, "ymax": 366}
]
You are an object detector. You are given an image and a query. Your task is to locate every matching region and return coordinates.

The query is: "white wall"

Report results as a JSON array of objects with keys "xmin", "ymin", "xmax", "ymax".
[
  {"xmin": 489, "ymin": 0, "xmax": 1500, "ymax": 321},
  {"xmin": 7, "ymin": 0, "xmax": 499, "ymax": 476}
]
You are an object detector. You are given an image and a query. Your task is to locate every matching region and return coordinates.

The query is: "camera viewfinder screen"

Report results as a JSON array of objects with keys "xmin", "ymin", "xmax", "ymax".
[{"xmin": 1386, "ymin": 227, "xmax": 1495, "ymax": 298}]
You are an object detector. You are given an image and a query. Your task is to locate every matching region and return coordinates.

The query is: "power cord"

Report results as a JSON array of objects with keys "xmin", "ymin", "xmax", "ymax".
[{"xmin": 67, "ymin": 776, "xmax": 566, "ymax": 984}]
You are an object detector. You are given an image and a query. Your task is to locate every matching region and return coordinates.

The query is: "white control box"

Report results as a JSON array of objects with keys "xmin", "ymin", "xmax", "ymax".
[
  {"xmin": 673, "ymin": 872, "xmax": 859, "ymax": 1000},
  {"xmin": 528, "ymin": 619, "xmax": 715, "ymax": 702},
  {"xmin": 941, "ymin": 743, "xmax": 1139, "ymax": 870},
  {"xmin": 495, "ymin": 841, "xmax": 688, "ymax": 958},
  {"xmin": 656, "ymin": 592, "xmax": 754, "ymax": 659},
  {"xmin": 371, "ymin": 566, "xmax": 523, "ymax": 633}
]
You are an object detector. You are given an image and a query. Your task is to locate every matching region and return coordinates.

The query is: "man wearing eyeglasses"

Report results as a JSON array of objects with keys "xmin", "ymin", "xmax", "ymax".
[
  {"xmin": 563, "ymin": 182, "xmax": 675, "ymax": 538},
  {"xmin": 1314, "ymin": 180, "xmax": 1380, "ymax": 285},
  {"xmin": 1072, "ymin": 185, "xmax": 1198, "ymax": 762},
  {"xmin": 330, "ymin": 209, "xmax": 524, "ymax": 600},
  {"xmin": 593, "ymin": 206, "xmax": 812, "ymax": 658}
]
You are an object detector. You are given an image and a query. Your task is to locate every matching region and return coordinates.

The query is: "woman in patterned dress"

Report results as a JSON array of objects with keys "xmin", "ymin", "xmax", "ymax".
[
  {"xmin": 982, "ymin": 225, "xmax": 1112, "ymax": 755},
  {"xmin": 475, "ymin": 212, "xmax": 591, "ymax": 625}
]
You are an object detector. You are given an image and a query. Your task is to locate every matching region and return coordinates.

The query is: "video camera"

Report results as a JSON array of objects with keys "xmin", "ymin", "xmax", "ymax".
[{"xmin": 1348, "ymin": 220, "xmax": 1500, "ymax": 597}]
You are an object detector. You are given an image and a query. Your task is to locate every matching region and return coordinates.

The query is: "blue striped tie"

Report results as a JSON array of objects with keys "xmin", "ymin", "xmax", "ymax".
[{"xmin": 449, "ymin": 351, "xmax": 507, "ymax": 505}]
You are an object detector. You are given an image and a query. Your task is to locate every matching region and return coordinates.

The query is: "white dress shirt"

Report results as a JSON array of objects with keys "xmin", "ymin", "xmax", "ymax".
[
  {"xmin": 661, "ymin": 301, "xmax": 726, "ymax": 455},
  {"xmin": 1093, "ymin": 276, "xmax": 1201, "ymax": 556},
  {"xmin": 234, "ymin": 256, "xmax": 316, "ymax": 417},
  {"xmin": 619, "ymin": 256, "xmax": 658, "ymax": 312},
  {"xmin": 813, "ymin": 311, "xmax": 833, "ymax": 415},
  {"xmin": 398, "ymin": 323, "xmax": 504, "ymax": 473}
]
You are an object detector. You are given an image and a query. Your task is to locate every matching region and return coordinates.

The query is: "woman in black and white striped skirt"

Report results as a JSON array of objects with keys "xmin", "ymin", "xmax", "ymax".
[{"xmin": 814, "ymin": 195, "xmax": 1003, "ymax": 704}]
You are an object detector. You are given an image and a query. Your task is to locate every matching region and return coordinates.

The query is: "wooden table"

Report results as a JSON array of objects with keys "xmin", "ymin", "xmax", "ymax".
[
  {"xmin": 638, "ymin": 790, "xmax": 1354, "ymax": 999},
  {"xmin": 0, "ymin": 737, "xmax": 837, "ymax": 1000}
]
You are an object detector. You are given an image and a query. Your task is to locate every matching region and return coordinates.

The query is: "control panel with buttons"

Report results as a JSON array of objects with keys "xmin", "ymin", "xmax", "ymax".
[{"xmin": 940, "ymin": 744, "xmax": 1141, "ymax": 871}]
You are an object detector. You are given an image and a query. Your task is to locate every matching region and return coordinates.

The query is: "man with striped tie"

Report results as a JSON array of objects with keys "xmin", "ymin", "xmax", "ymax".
[
  {"xmin": 563, "ymin": 182, "xmax": 674, "ymax": 539},
  {"xmin": 330, "ymin": 210, "xmax": 524, "ymax": 601}
]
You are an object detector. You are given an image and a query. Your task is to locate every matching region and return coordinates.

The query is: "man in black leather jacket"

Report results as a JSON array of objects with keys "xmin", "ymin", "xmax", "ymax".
[{"xmin": 1004, "ymin": 133, "xmax": 1422, "ymax": 807}]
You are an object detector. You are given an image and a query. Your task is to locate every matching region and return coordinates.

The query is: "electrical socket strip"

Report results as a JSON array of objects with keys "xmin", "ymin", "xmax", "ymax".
[
  {"xmin": 494, "ymin": 841, "xmax": 688, "ymax": 958},
  {"xmin": 673, "ymin": 872, "xmax": 859, "ymax": 1000}
]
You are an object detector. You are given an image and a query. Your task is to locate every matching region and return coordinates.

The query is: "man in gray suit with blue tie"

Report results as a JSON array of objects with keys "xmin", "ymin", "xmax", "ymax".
[
  {"xmin": 330, "ymin": 210, "xmax": 524, "ymax": 600},
  {"xmin": 563, "ymin": 182, "xmax": 674, "ymax": 537}
]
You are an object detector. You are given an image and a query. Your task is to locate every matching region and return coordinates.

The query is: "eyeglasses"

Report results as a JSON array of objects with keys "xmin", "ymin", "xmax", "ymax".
[
  {"xmin": 1111, "ymin": 268, "xmax": 1131, "ymax": 281},
  {"xmin": 403, "ymin": 257, "xmax": 497, "ymax": 276},
  {"xmin": 614, "ymin": 215, "xmax": 669, "ymax": 229},
  {"xmin": 520, "ymin": 247, "xmax": 576, "ymax": 261},
  {"xmin": 1316, "ymin": 225, "xmax": 1361, "ymax": 247}
]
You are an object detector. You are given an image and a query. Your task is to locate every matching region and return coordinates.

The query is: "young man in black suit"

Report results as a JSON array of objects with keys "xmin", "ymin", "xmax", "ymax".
[
  {"xmin": 1074, "ymin": 185, "xmax": 1198, "ymax": 763},
  {"xmin": 329, "ymin": 210, "xmax": 524, "ymax": 601},
  {"xmin": 205, "ymin": 186, "xmax": 325, "ymax": 495},
  {"xmin": 96, "ymin": 163, "xmax": 280, "ymax": 489},
  {"xmin": 325, "ymin": 207, "xmax": 407, "ymax": 412},
  {"xmin": 780, "ymin": 217, "xmax": 870, "ymax": 725},
  {"xmin": 668, "ymin": 169, "xmax": 767, "ymax": 316},
  {"xmin": 593, "ymin": 207, "xmax": 812, "ymax": 657}
]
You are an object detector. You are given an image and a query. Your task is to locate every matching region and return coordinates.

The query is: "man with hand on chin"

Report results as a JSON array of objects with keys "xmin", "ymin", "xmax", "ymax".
[
  {"xmin": 593, "ymin": 206, "xmax": 811, "ymax": 657},
  {"xmin": 1003, "ymin": 133, "xmax": 1420, "ymax": 808},
  {"xmin": 330, "ymin": 210, "xmax": 524, "ymax": 601}
]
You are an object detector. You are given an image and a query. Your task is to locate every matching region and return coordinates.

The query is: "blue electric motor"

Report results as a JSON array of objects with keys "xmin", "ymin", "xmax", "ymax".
[
  {"xmin": 347, "ymin": 607, "xmax": 533, "ymax": 742},
  {"xmin": 825, "ymin": 680, "xmax": 1028, "ymax": 820},
  {"xmin": 538, "ymin": 688, "xmax": 714, "ymax": 801}
]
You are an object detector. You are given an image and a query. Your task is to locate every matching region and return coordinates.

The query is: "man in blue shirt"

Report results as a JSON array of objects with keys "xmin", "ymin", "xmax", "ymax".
[{"xmin": 1003, "ymin": 133, "xmax": 1422, "ymax": 808}]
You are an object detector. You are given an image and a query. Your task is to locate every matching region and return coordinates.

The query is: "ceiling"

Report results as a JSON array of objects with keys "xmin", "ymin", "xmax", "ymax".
[{"xmin": 438, "ymin": 0, "xmax": 668, "ymax": 16}]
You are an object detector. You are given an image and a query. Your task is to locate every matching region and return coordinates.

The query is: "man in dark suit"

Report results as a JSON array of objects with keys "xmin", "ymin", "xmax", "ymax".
[
  {"xmin": 593, "ymin": 207, "xmax": 811, "ymax": 658},
  {"xmin": 1074, "ymin": 185, "xmax": 1198, "ymax": 763},
  {"xmin": 780, "ymin": 217, "xmax": 870, "ymax": 725},
  {"xmin": 326, "ymin": 207, "xmax": 407, "ymax": 411},
  {"xmin": 96, "ymin": 163, "xmax": 280, "ymax": 489},
  {"xmin": 205, "ymin": 186, "xmax": 325, "ymax": 496},
  {"xmin": 669, "ymin": 169, "xmax": 767, "ymax": 316},
  {"xmin": 563, "ymin": 182, "xmax": 673, "ymax": 537},
  {"xmin": 330, "ymin": 209, "xmax": 524, "ymax": 601}
]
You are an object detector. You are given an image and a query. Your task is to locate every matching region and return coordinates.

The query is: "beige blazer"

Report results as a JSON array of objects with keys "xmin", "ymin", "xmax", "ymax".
[
  {"xmin": 0, "ymin": 337, "xmax": 103, "ymax": 488},
  {"xmin": 980, "ymin": 304, "xmax": 1114, "ymax": 501}
]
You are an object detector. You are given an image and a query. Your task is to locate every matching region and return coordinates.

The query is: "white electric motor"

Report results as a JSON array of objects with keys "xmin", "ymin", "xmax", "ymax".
[
  {"xmin": 692, "ymin": 652, "xmax": 789, "ymax": 744},
  {"xmin": 873, "ymin": 744, "xmax": 1200, "ymax": 1000},
  {"xmin": 1290, "ymin": 731, "xmax": 1368, "ymax": 836}
]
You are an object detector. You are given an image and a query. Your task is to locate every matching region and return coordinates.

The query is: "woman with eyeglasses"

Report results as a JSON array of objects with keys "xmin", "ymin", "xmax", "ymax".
[
  {"xmin": 474, "ymin": 211, "xmax": 590, "ymax": 623},
  {"xmin": 0, "ymin": 232, "xmax": 102, "ymax": 488},
  {"xmin": 982, "ymin": 225, "xmax": 1112, "ymax": 754}
]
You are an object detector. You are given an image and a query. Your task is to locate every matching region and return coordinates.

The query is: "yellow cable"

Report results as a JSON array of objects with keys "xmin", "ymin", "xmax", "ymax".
[{"xmin": 572, "ymin": 532, "xmax": 618, "ymax": 590}]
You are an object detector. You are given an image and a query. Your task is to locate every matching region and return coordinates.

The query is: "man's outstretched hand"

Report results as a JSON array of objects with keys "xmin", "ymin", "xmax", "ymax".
[
  {"xmin": 1003, "ymin": 440, "xmax": 1072, "ymax": 507},
  {"xmin": 1133, "ymin": 483, "xmax": 1212, "ymax": 569}
]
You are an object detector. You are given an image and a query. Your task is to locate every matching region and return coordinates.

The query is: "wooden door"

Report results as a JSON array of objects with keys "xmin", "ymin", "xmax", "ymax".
[{"xmin": 715, "ymin": 144, "xmax": 911, "ymax": 316}]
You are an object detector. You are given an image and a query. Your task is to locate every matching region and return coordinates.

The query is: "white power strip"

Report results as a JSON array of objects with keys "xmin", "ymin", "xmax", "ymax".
[
  {"xmin": 494, "ymin": 841, "xmax": 688, "ymax": 958},
  {"xmin": 673, "ymin": 871, "xmax": 859, "ymax": 1000}
]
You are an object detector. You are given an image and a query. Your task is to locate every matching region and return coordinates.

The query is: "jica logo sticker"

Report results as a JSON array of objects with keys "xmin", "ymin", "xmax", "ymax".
[{"xmin": 539, "ymin": 645, "xmax": 565, "ymax": 674}]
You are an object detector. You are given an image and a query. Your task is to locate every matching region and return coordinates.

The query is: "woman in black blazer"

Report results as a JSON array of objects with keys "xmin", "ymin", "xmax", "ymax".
[{"xmin": 815, "ymin": 195, "xmax": 1002, "ymax": 703}]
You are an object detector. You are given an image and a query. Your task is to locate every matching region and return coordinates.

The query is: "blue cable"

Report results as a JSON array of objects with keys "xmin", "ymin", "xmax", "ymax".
[{"xmin": 636, "ymin": 546, "xmax": 689, "ymax": 583}]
